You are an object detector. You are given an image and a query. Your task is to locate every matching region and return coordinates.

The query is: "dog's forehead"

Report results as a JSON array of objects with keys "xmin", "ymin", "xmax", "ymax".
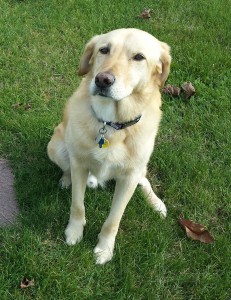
[{"xmin": 97, "ymin": 29, "xmax": 162, "ymax": 60}]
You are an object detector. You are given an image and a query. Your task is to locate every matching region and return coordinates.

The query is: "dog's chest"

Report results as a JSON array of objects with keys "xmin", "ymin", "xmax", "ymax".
[
  {"xmin": 73, "ymin": 137, "xmax": 129, "ymax": 182},
  {"xmin": 89, "ymin": 143, "xmax": 130, "ymax": 181},
  {"xmin": 68, "ymin": 122, "xmax": 128, "ymax": 163}
]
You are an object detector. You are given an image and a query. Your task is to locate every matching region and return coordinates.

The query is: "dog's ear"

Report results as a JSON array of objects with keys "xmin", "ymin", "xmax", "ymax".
[
  {"xmin": 78, "ymin": 35, "xmax": 100, "ymax": 76},
  {"xmin": 155, "ymin": 42, "xmax": 171, "ymax": 87}
]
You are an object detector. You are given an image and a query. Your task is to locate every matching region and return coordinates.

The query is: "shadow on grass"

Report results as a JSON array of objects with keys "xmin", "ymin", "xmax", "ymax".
[{"xmin": 2, "ymin": 131, "xmax": 119, "ymax": 245}]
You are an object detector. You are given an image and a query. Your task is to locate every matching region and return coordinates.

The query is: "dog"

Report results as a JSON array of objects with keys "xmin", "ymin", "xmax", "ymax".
[{"xmin": 47, "ymin": 28, "xmax": 171, "ymax": 264}]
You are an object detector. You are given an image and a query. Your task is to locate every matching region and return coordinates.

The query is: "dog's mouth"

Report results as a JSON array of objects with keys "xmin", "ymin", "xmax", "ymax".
[
  {"xmin": 89, "ymin": 76, "xmax": 132, "ymax": 101},
  {"xmin": 93, "ymin": 88, "xmax": 111, "ymax": 98}
]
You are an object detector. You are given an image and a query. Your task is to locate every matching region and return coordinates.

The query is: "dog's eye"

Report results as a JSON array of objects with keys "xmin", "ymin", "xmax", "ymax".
[
  {"xmin": 133, "ymin": 53, "xmax": 145, "ymax": 61},
  {"xmin": 99, "ymin": 47, "xmax": 110, "ymax": 54}
]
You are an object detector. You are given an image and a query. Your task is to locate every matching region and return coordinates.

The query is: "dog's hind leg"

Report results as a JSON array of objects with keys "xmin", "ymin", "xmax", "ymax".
[
  {"xmin": 47, "ymin": 123, "xmax": 71, "ymax": 188},
  {"xmin": 48, "ymin": 124, "xmax": 99, "ymax": 189},
  {"xmin": 139, "ymin": 177, "xmax": 167, "ymax": 218}
]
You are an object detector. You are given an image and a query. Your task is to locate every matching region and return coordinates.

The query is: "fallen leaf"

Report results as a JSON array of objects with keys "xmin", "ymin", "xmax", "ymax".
[
  {"xmin": 138, "ymin": 8, "xmax": 152, "ymax": 19},
  {"xmin": 178, "ymin": 218, "xmax": 214, "ymax": 244},
  {"xmin": 12, "ymin": 103, "xmax": 32, "ymax": 110},
  {"xmin": 20, "ymin": 278, "xmax": 35, "ymax": 289},
  {"xmin": 162, "ymin": 84, "xmax": 181, "ymax": 97},
  {"xmin": 181, "ymin": 82, "xmax": 196, "ymax": 100},
  {"xmin": 24, "ymin": 103, "xmax": 32, "ymax": 111},
  {"xmin": 12, "ymin": 103, "xmax": 23, "ymax": 109}
]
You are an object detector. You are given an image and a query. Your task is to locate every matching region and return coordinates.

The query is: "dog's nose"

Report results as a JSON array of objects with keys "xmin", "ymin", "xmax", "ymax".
[{"xmin": 95, "ymin": 72, "xmax": 115, "ymax": 88}]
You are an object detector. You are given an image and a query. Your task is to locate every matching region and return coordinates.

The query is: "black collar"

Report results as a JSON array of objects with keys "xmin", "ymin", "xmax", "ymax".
[{"xmin": 91, "ymin": 106, "xmax": 142, "ymax": 130}]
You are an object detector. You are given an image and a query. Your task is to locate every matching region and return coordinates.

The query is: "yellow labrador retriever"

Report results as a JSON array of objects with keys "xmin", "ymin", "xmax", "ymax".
[{"xmin": 47, "ymin": 28, "xmax": 171, "ymax": 264}]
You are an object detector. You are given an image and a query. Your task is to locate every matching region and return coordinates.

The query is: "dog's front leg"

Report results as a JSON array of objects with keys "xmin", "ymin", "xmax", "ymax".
[
  {"xmin": 94, "ymin": 175, "xmax": 139, "ymax": 264},
  {"xmin": 65, "ymin": 158, "xmax": 88, "ymax": 245}
]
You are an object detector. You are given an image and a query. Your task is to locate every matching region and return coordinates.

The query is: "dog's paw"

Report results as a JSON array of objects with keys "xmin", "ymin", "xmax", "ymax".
[
  {"xmin": 87, "ymin": 173, "xmax": 98, "ymax": 188},
  {"xmin": 60, "ymin": 173, "xmax": 71, "ymax": 189},
  {"xmin": 65, "ymin": 221, "xmax": 84, "ymax": 245},
  {"xmin": 139, "ymin": 177, "xmax": 167, "ymax": 218},
  {"xmin": 94, "ymin": 247, "xmax": 113, "ymax": 265},
  {"xmin": 93, "ymin": 236, "xmax": 115, "ymax": 265},
  {"xmin": 94, "ymin": 245, "xmax": 114, "ymax": 265},
  {"xmin": 153, "ymin": 199, "xmax": 167, "ymax": 218}
]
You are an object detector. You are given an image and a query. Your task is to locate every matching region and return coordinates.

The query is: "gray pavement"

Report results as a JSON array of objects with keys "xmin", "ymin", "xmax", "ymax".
[{"xmin": 0, "ymin": 159, "xmax": 19, "ymax": 226}]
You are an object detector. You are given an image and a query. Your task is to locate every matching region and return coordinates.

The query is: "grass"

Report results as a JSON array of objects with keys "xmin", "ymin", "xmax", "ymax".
[{"xmin": 0, "ymin": 0, "xmax": 230, "ymax": 299}]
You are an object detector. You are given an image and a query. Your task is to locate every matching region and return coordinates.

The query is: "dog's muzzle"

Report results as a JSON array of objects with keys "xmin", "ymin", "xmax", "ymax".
[{"xmin": 93, "ymin": 72, "xmax": 115, "ymax": 97}]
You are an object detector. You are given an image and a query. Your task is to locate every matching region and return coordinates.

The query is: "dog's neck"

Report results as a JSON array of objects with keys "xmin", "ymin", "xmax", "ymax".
[
  {"xmin": 91, "ymin": 96, "xmax": 117, "ymax": 122},
  {"xmin": 90, "ymin": 94, "xmax": 144, "ymax": 123}
]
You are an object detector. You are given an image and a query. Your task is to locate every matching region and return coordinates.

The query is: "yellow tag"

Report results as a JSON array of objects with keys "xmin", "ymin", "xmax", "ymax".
[{"xmin": 102, "ymin": 139, "xmax": 109, "ymax": 148}]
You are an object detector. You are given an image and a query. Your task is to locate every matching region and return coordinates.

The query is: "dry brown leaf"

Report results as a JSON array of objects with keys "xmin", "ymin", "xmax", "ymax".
[
  {"xmin": 20, "ymin": 278, "xmax": 35, "ymax": 289},
  {"xmin": 162, "ymin": 84, "xmax": 181, "ymax": 97},
  {"xmin": 138, "ymin": 8, "xmax": 152, "ymax": 19},
  {"xmin": 12, "ymin": 103, "xmax": 32, "ymax": 110},
  {"xmin": 12, "ymin": 103, "xmax": 23, "ymax": 109},
  {"xmin": 24, "ymin": 103, "xmax": 32, "ymax": 111},
  {"xmin": 178, "ymin": 218, "xmax": 214, "ymax": 244},
  {"xmin": 181, "ymin": 82, "xmax": 196, "ymax": 100}
]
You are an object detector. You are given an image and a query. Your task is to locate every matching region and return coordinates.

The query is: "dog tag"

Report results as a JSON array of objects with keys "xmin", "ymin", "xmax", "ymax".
[
  {"xmin": 96, "ymin": 122, "xmax": 109, "ymax": 148},
  {"xmin": 97, "ymin": 136, "xmax": 110, "ymax": 148},
  {"xmin": 102, "ymin": 138, "xmax": 109, "ymax": 148},
  {"xmin": 95, "ymin": 133, "xmax": 102, "ymax": 144},
  {"xmin": 98, "ymin": 137, "xmax": 105, "ymax": 148}
]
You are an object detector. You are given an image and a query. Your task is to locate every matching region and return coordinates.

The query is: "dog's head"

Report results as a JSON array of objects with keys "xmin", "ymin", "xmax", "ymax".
[{"xmin": 78, "ymin": 28, "xmax": 171, "ymax": 101}]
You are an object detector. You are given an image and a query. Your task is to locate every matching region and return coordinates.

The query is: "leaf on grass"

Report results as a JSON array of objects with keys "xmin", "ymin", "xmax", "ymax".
[
  {"xmin": 12, "ymin": 103, "xmax": 32, "ymax": 110},
  {"xmin": 138, "ymin": 8, "xmax": 152, "ymax": 19},
  {"xmin": 181, "ymin": 82, "xmax": 196, "ymax": 100},
  {"xmin": 12, "ymin": 103, "xmax": 23, "ymax": 109},
  {"xmin": 20, "ymin": 278, "xmax": 35, "ymax": 289},
  {"xmin": 162, "ymin": 82, "xmax": 196, "ymax": 100},
  {"xmin": 24, "ymin": 103, "xmax": 32, "ymax": 111},
  {"xmin": 162, "ymin": 84, "xmax": 181, "ymax": 97},
  {"xmin": 178, "ymin": 218, "xmax": 214, "ymax": 244}
]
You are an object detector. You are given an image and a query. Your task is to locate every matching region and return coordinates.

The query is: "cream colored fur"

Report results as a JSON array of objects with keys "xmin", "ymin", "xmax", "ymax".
[{"xmin": 47, "ymin": 28, "xmax": 171, "ymax": 264}]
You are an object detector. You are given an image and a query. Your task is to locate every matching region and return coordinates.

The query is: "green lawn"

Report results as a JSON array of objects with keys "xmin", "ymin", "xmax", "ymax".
[{"xmin": 0, "ymin": 0, "xmax": 230, "ymax": 299}]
